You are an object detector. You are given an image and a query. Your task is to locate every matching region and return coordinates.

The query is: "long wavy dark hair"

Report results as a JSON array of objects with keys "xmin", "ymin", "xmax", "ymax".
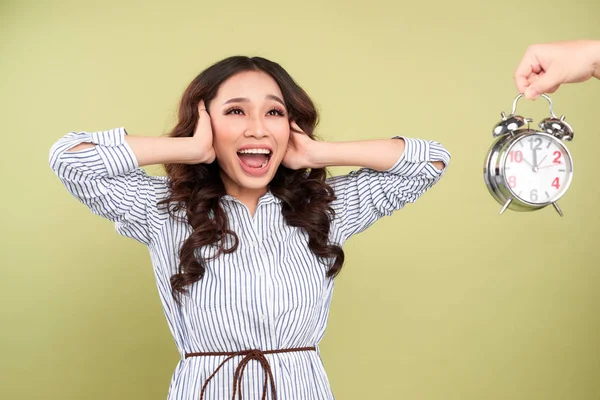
[{"xmin": 160, "ymin": 56, "xmax": 345, "ymax": 303}]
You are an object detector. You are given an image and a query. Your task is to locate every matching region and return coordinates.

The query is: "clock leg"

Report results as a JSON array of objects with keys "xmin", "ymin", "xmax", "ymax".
[
  {"xmin": 551, "ymin": 202, "xmax": 564, "ymax": 217},
  {"xmin": 499, "ymin": 198, "xmax": 513, "ymax": 214}
]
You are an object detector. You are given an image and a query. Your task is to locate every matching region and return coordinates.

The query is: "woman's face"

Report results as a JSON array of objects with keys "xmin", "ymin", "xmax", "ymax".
[{"xmin": 209, "ymin": 70, "xmax": 290, "ymax": 197}]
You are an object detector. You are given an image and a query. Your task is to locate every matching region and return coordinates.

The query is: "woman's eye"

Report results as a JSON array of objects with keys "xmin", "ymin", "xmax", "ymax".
[
  {"xmin": 226, "ymin": 108, "xmax": 244, "ymax": 115},
  {"xmin": 267, "ymin": 108, "xmax": 285, "ymax": 116},
  {"xmin": 225, "ymin": 107, "xmax": 285, "ymax": 116}
]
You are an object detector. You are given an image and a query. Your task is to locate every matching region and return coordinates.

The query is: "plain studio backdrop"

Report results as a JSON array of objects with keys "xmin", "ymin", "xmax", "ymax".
[{"xmin": 1, "ymin": 0, "xmax": 599, "ymax": 399}]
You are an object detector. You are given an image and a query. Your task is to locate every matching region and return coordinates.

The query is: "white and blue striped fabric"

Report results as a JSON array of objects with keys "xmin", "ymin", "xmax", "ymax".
[{"xmin": 49, "ymin": 127, "xmax": 450, "ymax": 399}]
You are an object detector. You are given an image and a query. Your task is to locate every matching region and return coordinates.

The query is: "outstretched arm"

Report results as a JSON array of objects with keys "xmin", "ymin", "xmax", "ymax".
[{"xmin": 514, "ymin": 40, "xmax": 600, "ymax": 99}]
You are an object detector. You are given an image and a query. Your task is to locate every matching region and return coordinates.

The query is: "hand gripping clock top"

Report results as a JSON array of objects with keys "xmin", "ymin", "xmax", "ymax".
[{"xmin": 484, "ymin": 94, "xmax": 574, "ymax": 216}]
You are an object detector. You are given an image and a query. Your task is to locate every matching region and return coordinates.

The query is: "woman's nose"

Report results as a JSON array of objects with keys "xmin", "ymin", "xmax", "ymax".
[{"xmin": 244, "ymin": 116, "xmax": 268, "ymax": 138}]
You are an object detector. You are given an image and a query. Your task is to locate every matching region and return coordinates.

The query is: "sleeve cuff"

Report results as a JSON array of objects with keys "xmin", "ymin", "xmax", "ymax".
[
  {"xmin": 387, "ymin": 136, "xmax": 451, "ymax": 176},
  {"xmin": 92, "ymin": 127, "xmax": 139, "ymax": 176},
  {"xmin": 90, "ymin": 127, "xmax": 128, "ymax": 146}
]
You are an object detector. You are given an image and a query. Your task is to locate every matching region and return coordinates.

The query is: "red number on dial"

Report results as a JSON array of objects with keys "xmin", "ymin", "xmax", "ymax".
[
  {"xmin": 553, "ymin": 151, "xmax": 562, "ymax": 164},
  {"xmin": 508, "ymin": 176, "xmax": 517, "ymax": 188},
  {"xmin": 552, "ymin": 177, "xmax": 560, "ymax": 189},
  {"xmin": 509, "ymin": 151, "xmax": 523, "ymax": 163}
]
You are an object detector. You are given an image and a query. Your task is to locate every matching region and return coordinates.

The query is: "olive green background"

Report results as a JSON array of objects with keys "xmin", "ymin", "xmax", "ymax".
[{"xmin": 2, "ymin": 0, "xmax": 599, "ymax": 399}]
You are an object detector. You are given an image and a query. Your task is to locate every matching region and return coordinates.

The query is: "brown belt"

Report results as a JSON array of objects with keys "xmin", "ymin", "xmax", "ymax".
[{"xmin": 185, "ymin": 346, "xmax": 316, "ymax": 400}]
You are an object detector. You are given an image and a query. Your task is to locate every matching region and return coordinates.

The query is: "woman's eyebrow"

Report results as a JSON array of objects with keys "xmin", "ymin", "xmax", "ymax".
[{"xmin": 222, "ymin": 95, "xmax": 285, "ymax": 106}]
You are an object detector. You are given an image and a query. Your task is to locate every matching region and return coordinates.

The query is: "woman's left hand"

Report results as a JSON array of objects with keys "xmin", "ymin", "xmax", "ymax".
[{"xmin": 282, "ymin": 121, "xmax": 319, "ymax": 170}]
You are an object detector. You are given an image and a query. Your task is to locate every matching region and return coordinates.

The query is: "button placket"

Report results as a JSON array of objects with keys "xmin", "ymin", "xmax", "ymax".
[{"xmin": 252, "ymin": 204, "xmax": 278, "ymax": 348}]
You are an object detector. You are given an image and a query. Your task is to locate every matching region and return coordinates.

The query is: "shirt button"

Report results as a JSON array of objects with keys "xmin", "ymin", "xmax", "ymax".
[
  {"xmin": 251, "ymin": 241, "xmax": 258, "ymax": 248},
  {"xmin": 261, "ymin": 314, "xmax": 267, "ymax": 322}
]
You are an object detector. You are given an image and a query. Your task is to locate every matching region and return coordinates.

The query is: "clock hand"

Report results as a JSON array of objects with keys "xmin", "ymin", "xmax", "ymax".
[
  {"xmin": 521, "ymin": 157, "xmax": 535, "ymax": 168},
  {"xmin": 538, "ymin": 163, "xmax": 560, "ymax": 170},
  {"xmin": 535, "ymin": 155, "xmax": 547, "ymax": 169}
]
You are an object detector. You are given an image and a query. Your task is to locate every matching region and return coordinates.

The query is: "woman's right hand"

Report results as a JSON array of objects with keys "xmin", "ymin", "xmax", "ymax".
[
  {"xmin": 192, "ymin": 100, "xmax": 216, "ymax": 164},
  {"xmin": 514, "ymin": 40, "xmax": 600, "ymax": 99}
]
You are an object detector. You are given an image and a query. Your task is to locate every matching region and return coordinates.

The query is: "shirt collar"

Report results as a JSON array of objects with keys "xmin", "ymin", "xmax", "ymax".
[{"xmin": 220, "ymin": 190, "xmax": 282, "ymax": 206}]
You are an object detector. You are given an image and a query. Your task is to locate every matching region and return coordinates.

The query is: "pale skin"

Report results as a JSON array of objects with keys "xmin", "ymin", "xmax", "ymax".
[
  {"xmin": 69, "ymin": 71, "xmax": 444, "ymax": 216},
  {"xmin": 514, "ymin": 40, "xmax": 600, "ymax": 99}
]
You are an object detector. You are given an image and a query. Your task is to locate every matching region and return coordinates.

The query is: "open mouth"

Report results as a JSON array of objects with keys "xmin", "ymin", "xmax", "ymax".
[{"xmin": 237, "ymin": 148, "xmax": 272, "ymax": 174}]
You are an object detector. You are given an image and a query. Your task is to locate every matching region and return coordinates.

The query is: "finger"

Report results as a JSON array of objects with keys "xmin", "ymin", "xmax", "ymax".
[
  {"xmin": 514, "ymin": 53, "xmax": 537, "ymax": 93},
  {"xmin": 524, "ymin": 67, "xmax": 563, "ymax": 99},
  {"xmin": 198, "ymin": 100, "xmax": 208, "ymax": 114},
  {"xmin": 198, "ymin": 100, "xmax": 211, "ymax": 124},
  {"xmin": 544, "ymin": 84, "xmax": 560, "ymax": 94},
  {"xmin": 194, "ymin": 100, "xmax": 212, "ymax": 136},
  {"xmin": 514, "ymin": 45, "xmax": 548, "ymax": 94},
  {"xmin": 290, "ymin": 121, "xmax": 303, "ymax": 134}
]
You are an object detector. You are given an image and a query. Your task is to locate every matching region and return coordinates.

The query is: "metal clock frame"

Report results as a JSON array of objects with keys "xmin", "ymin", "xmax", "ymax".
[{"xmin": 483, "ymin": 94, "xmax": 574, "ymax": 216}]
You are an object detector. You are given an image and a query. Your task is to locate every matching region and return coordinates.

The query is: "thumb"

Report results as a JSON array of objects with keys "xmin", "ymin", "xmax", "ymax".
[
  {"xmin": 194, "ymin": 100, "xmax": 212, "ymax": 135},
  {"xmin": 290, "ymin": 120, "xmax": 304, "ymax": 134},
  {"xmin": 525, "ymin": 68, "xmax": 563, "ymax": 99}
]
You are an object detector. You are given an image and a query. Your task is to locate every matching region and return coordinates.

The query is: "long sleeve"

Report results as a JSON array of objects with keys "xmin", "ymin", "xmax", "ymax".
[
  {"xmin": 49, "ymin": 127, "xmax": 168, "ymax": 245},
  {"xmin": 328, "ymin": 137, "xmax": 450, "ymax": 244}
]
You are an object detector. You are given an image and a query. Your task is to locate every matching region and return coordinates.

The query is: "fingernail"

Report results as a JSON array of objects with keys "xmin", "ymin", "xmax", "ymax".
[{"xmin": 525, "ymin": 87, "xmax": 538, "ymax": 99}]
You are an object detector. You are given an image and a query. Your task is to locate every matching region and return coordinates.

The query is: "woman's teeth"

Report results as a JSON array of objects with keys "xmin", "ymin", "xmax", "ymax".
[
  {"xmin": 237, "ymin": 148, "xmax": 272, "ymax": 169},
  {"xmin": 238, "ymin": 149, "xmax": 271, "ymax": 155}
]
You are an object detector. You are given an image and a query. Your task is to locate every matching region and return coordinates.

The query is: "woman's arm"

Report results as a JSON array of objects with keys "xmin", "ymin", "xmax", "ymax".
[
  {"xmin": 282, "ymin": 122, "xmax": 450, "ymax": 243},
  {"xmin": 308, "ymin": 138, "xmax": 445, "ymax": 171},
  {"xmin": 49, "ymin": 103, "xmax": 214, "ymax": 244},
  {"xmin": 320, "ymin": 137, "xmax": 450, "ymax": 243},
  {"xmin": 66, "ymin": 102, "xmax": 215, "ymax": 166}
]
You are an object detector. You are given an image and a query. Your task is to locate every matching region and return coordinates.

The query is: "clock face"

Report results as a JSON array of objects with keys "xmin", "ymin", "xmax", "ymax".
[{"xmin": 502, "ymin": 133, "xmax": 573, "ymax": 204}]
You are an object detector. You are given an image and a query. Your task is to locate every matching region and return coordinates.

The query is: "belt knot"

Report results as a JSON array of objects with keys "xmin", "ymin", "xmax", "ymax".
[{"xmin": 185, "ymin": 346, "xmax": 316, "ymax": 400}]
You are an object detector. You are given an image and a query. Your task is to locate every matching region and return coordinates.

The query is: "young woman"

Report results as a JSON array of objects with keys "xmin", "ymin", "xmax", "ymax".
[{"xmin": 49, "ymin": 56, "xmax": 450, "ymax": 400}]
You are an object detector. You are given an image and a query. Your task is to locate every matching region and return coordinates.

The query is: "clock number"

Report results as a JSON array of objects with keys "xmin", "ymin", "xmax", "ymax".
[
  {"xmin": 552, "ymin": 177, "xmax": 560, "ymax": 189},
  {"xmin": 529, "ymin": 137, "xmax": 542, "ymax": 151},
  {"xmin": 553, "ymin": 151, "xmax": 562, "ymax": 164},
  {"xmin": 508, "ymin": 176, "xmax": 517, "ymax": 188},
  {"xmin": 509, "ymin": 150, "xmax": 523, "ymax": 163},
  {"xmin": 530, "ymin": 189, "xmax": 538, "ymax": 202}
]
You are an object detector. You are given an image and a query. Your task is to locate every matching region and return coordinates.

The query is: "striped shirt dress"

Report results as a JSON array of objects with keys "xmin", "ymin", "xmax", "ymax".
[{"xmin": 49, "ymin": 127, "xmax": 450, "ymax": 399}]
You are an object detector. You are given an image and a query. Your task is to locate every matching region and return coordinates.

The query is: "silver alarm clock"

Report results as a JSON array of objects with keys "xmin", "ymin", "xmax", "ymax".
[{"xmin": 483, "ymin": 94, "xmax": 574, "ymax": 216}]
